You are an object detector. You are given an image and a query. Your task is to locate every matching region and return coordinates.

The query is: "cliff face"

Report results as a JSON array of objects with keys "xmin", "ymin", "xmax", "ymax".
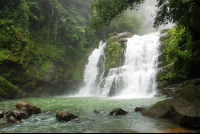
[{"xmin": 14, "ymin": 61, "xmax": 84, "ymax": 99}]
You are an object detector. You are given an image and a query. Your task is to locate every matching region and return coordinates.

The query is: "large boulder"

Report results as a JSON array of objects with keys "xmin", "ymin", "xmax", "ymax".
[
  {"xmin": 142, "ymin": 99, "xmax": 172, "ymax": 118},
  {"xmin": 108, "ymin": 108, "xmax": 128, "ymax": 116},
  {"xmin": 169, "ymin": 99, "xmax": 200, "ymax": 128},
  {"xmin": 56, "ymin": 111, "xmax": 79, "ymax": 122},
  {"xmin": 174, "ymin": 84, "xmax": 200, "ymax": 102},
  {"xmin": 0, "ymin": 110, "xmax": 4, "ymax": 118},
  {"xmin": 16, "ymin": 101, "xmax": 41, "ymax": 114}
]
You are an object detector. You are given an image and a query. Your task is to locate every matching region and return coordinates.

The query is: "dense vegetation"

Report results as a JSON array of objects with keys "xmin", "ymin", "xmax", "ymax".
[
  {"xmin": 0, "ymin": 0, "xmax": 146, "ymax": 98},
  {"xmin": 90, "ymin": 0, "xmax": 200, "ymax": 86}
]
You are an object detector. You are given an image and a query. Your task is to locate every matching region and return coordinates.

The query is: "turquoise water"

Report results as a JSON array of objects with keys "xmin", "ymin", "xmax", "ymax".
[{"xmin": 0, "ymin": 96, "xmax": 182, "ymax": 133}]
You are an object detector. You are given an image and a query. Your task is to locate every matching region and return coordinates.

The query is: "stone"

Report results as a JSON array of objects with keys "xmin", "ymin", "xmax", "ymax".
[
  {"xmin": 5, "ymin": 109, "xmax": 11, "ymax": 116},
  {"xmin": 94, "ymin": 109, "xmax": 100, "ymax": 113},
  {"xmin": 174, "ymin": 84, "xmax": 200, "ymax": 102},
  {"xmin": 56, "ymin": 111, "xmax": 79, "ymax": 122},
  {"xmin": 6, "ymin": 109, "xmax": 30, "ymax": 120},
  {"xmin": 0, "ymin": 110, "xmax": 4, "ymax": 118},
  {"xmin": 142, "ymin": 99, "xmax": 172, "ymax": 118},
  {"xmin": 108, "ymin": 108, "xmax": 128, "ymax": 116},
  {"xmin": 135, "ymin": 106, "xmax": 150, "ymax": 112},
  {"xmin": 16, "ymin": 101, "xmax": 41, "ymax": 114},
  {"xmin": 6, "ymin": 110, "xmax": 21, "ymax": 120},
  {"xmin": 7, "ymin": 116, "xmax": 19, "ymax": 123},
  {"xmin": 169, "ymin": 99, "xmax": 200, "ymax": 128}
]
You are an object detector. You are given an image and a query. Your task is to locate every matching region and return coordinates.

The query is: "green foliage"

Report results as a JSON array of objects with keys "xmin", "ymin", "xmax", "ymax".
[
  {"xmin": 160, "ymin": 25, "xmax": 200, "ymax": 84},
  {"xmin": 93, "ymin": 9, "xmax": 146, "ymax": 39},
  {"xmin": 89, "ymin": 0, "xmax": 145, "ymax": 30},
  {"xmin": 104, "ymin": 39, "xmax": 125, "ymax": 70},
  {"xmin": 0, "ymin": 0, "xmax": 99, "ymax": 97}
]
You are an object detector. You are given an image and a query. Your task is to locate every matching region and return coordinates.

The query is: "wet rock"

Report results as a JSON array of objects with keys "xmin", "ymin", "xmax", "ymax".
[
  {"xmin": 0, "ymin": 110, "xmax": 4, "ymax": 118},
  {"xmin": 94, "ymin": 109, "xmax": 100, "ymax": 113},
  {"xmin": 174, "ymin": 84, "xmax": 200, "ymax": 102},
  {"xmin": 108, "ymin": 108, "xmax": 128, "ymax": 116},
  {"xmin": 5, "ymin": 109, "xmax": 11, "ymax": 116},
  {"xmin": 135, "ymin": 106, "xmax": 150, "ymax": 112},
  {"xmin": 108, "ymin": 76, "xmax": 124, "ymax": 97},
  {"xmin": 56, "ymin": 111, "xmax": 79, "ymax": 122},
  {"xmin": 7, "ymin": 116, "xmax": 19, "ymax": 123},
  {"xmin": 16, "ymin": 101, "xmax": 41, "ymax": 114},
  {"xmin": 142, "ymin": 99, "xmax": 172, "ymax": 118},
  {"xmin": 169, "ymin": 99, "xmax": 200, "ymax": 128},
  {"xmin": 6, "ymin": 109, "xmax": 30, "ymax": 120}
]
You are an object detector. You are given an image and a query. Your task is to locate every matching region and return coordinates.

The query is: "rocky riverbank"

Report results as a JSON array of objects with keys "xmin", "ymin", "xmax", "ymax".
[{"xmin": 136, "ymin": 84, "xmax": 200, "ymax": 129}]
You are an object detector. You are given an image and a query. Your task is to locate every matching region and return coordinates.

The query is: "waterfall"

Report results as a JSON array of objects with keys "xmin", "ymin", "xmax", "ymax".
[
  {"xmin": 76, "ymin": 32, "xmax": 160, "ymax": 98},
  {"xmin": 76, "ymin": 41, "xmax": 106, "ymax": 96}
]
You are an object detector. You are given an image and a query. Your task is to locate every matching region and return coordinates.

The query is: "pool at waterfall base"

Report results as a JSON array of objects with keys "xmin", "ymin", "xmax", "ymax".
[{"xmin": 1, "ymin": 96, "xmax": 199, "ymax": 133}]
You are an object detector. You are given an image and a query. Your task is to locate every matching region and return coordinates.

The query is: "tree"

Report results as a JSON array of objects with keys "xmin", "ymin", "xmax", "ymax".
[
  {"xmin": 153, "ymin": 0, "xmax": 200, "ymax": 41},
  {"xmin": 89, "ymin": 0, "xmax": 200, "ymax": 40},
  {"xmin": 89, "ymin": 0, "xmax": 145, "ymax": 30}
]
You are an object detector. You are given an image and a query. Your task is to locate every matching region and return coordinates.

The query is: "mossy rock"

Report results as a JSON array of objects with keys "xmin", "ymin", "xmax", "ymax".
[
  {"xmin": 142, "ymin": 99, "xmax": 172, "ymax": 118},
  {"xmin": 104, "ymin": 42, "xmax": 124, "ymax": 70},
  {"xmin": 169, "ymin": 99, "xmax": 200, "ymax": 127},
  {"xmin": 174, "ymin": 84, "xmax": 200, "ymax": 102},
  {"xmin": 59, "ymin": 67, "xmax": 64, "ymax": 72}
]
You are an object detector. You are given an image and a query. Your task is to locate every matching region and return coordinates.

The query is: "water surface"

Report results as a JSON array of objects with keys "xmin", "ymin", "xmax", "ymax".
[{"xmin": 0, "ymin": 96, "xmax": 186, "ymax": 133}]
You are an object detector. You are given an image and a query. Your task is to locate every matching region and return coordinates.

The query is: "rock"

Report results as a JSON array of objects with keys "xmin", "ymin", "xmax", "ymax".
[
  {"xmin": 135, "ymin": 106, "xmax": 150, "ymax": 112},
  {"xmin": 6, "ymin": 109, "xmax": 21, "ymax": 120},
  {"xmin": 169, "ymin": 99, "xmax": 200, "ymax": 128},
  {"xmin": 108, "ymin": 76, "xmax": 124, "ymax": 97},
  {"xmin": 94, "ymin": 109, "xmax": 100, "ymax": 113},
  {"xmin": 116, "ymin": 32, "xmax": 132, "ymax": 38},
  {"xmin": 7, "ymin": 116, "xmax": 19, "ymax": 123},
  {"xmin": 6, "ymin": 109, "xmax": 30, "ymax": 120},
  {"xmin": 0, "ymin": 110, "xmax": 4, "ymax": 118},
  {"xmin": 108, "ymin": 108, "xmax": 128, "ymax": 116},
  {"xmin": 16, "ymin": 101, "xmax": 41, "ymax": 114},
  {"xmin": 56, "ymin": 111, "xmax": 79, "ymax": 122},
  {"xmin": 142, "ymin": 99, "xmax": 172, "ymax": 118},
  {"xmin": 5, "ymin": 109, "xmax": 11, "ymax": 116},
  {"xmin": 174, "ymin": 84, "xmax": 200, "ymax": 102}
]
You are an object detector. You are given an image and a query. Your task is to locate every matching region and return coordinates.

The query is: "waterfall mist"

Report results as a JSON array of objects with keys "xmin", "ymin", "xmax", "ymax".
[{"xmin": 139, "ymin": 0, "xmax": 174, "ymax": 34}]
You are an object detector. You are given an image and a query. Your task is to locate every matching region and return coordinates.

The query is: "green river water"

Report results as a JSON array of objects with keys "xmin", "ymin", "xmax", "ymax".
[{"xmin": 0, "ymin": 96, "xmax": 188, "ymax": 133}]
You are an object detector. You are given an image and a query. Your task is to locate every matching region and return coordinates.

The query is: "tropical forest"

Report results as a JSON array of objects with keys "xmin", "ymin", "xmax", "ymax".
[{"xmin": 0, "ymin": 0, "xmax": 200, "ymax": 133}]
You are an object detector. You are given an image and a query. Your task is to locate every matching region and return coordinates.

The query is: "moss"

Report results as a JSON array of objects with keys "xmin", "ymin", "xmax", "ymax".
[
  {"xmin": 59, "ymin": 72, "xmax": 63, "ymax": 77},
  {"xmin": 42, "ymin": 61, "xmax": 51, "ymax": 71},
  {"xmin": 104, "ymin": 41, "xmax": 125, "ymax": 70},
  {"xmin": 153, "ymin": 100, "xmax": 165, "ymax": 108},
  {"xmin": 182, "ymin": 100, "xmax": 188, "ymax": 102},
  {"xmin": 59, "ymin": 68, "xmax": 64, "ymax": 72},
  {"xmin": 36, "ymin": 71, "xmax": 41, "ymax": 79}
]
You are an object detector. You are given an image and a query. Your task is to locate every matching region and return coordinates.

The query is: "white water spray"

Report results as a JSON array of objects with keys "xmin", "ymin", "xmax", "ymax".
[
  {"xmin": 76, "ymin": 41, "xmax": 106, "ymax": 96},
  {"xmin": 118, "ymin": 32, "xmax": 160, "ymax": 98}
]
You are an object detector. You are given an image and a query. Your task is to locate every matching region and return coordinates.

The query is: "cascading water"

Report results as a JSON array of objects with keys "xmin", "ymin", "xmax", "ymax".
[
  {"xmin": 76, "ymin": 41, "xmax": 106, "ymax": 96},
  {"xmin": 77, "ymin": 32, "xmax": 160, "ymax": 98}
]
